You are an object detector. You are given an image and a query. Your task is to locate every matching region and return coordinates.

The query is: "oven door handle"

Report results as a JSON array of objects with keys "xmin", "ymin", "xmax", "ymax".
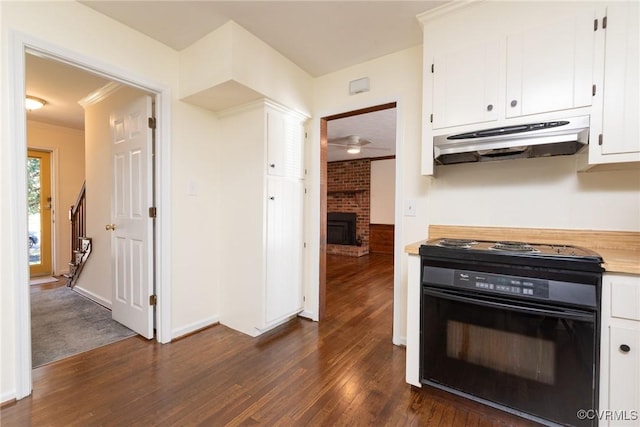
[{"xmin": 423, "ymin": 288, "xmax": 595, "ymax": 322}]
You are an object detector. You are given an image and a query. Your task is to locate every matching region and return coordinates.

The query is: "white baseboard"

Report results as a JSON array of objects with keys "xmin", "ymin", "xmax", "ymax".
[
  {"xmin": 1, "ymin": 390, "xmax": 17, "ymax": 405},
  {"xmin": 298, "ymin": 310, "xmax": 317, "ymax": 321},
  {"xmin": 393, "ymin": 335, "xmax": 407, "ymax": 347},
  {"xmin": 171, "ymin": 315, "xmax": 220, "ymax": 340},
  {"xmin": 73, "ymin": 286, "xmax": 111, "ymax": 309}
]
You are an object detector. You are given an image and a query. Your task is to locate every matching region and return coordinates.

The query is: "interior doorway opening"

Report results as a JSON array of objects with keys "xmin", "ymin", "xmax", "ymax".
[
  {"xmin": 9, "ymin": 33, "xmax": 172, "ymax": 400},
  {"xmin": 319, "ymin": 102, "xmax": 397, "ymax": 319}
]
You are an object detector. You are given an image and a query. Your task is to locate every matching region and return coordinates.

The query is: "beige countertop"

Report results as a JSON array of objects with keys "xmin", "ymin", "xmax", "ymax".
[{"xmin": 404, "ymin": 225, "xmax": 640, "ymax": 275}]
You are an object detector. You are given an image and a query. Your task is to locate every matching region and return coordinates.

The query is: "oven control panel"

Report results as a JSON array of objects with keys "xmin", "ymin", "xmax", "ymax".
[
  {"xmin": 454, "ymin": 271, "xmax": 550, "ymax": 299},
  {"xmin": 422, "ymin": 265, "xmax": 598, "ymax": 308}
]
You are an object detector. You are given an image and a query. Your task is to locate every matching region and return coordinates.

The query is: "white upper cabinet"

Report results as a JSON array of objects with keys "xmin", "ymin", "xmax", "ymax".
[
  {"xmin": 428, "ymin": 5, "xmax": 595, "ymax": 129},
  {"xmin": 266, "ymin": 109, "xmax": 305, "ymax": 179},
  {"xmin": 587, "ymin": 1, "xmax": 640, "ymax": 167},
  {"xmin": 505, "ymin": 11, "xmax": 595, "ymax": 118},
  {"xmin": 432, "ymin": 40, "xmax": 501, "ymax": 129},
  {"xmin": 419, "ymin": 2, "xmax": 600, "ymax": 175}
]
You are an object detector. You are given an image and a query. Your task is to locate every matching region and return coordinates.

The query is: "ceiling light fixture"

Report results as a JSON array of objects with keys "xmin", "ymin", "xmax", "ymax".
[
  {"xmin": 347, "ymin": 146, "xmax": 361, "ymax": 154},
  {"xmin": 25, "ymin": 96, "xmax": 46, "ymax": 111}
]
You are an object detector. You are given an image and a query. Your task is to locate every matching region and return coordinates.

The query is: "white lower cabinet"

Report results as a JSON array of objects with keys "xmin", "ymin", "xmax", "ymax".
[
  {"xmin": 265, "ymin": 177, "xmax": 303, "ymax": 324},
  {"xmin": 600, "ymin": 273, "xmax": 640, "ymax": 426}
]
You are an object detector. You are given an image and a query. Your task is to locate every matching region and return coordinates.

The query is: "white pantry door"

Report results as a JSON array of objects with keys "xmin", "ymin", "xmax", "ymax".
[{"xmin": 110, "ymin": 95, "xmax": 154, "ymax": 339}]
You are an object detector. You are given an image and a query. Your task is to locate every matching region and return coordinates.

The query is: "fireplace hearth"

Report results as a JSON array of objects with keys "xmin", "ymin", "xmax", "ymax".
[{"xmin": 327, "ymin": 212, "xmax": 357, "ymax": 245}]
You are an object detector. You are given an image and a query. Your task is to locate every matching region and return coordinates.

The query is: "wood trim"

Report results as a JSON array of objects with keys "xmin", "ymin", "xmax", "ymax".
[
  {"xmin": 370, "ymin": 224, "xmax": 394, "ymax": 255},
  {"xmin": 323, "ymin": 102, "xmax": 396, "ymax": 121},
  {"xmin": 319, "ymin": 118, "xmax": 327, "ymax": 320},
  {"xmin": 328, "ymin": 155, "xmax": 396, "ymax": 165}
]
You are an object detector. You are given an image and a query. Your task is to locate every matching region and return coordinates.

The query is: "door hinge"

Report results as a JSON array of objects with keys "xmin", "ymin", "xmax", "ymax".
[
  {"xmin": 149, "ymin": 294, "xmax": 157, "ymax": 306},
  {"xmin": 431, "ymin": 63, "xmax": 434, "ymax": 73},
  {"xmin": 592, "ymin": 84, "xmax": 597, "ymax": 96},
  {"xmin": 598, "ymin": 134, "xmax": 603, "ymax": 146},
  {"xmin": 149, "ymin": 207, "xmax": 157, "ymax": 218},
  {"xmin": 594, "ymin": 18, "xmax": 598, "ymax": 31},
  {"xmin": 148, "ymin": 117, "xmax": 157, "ymax": 129},
  {"xmin": 603, "ymin": 16, "xmax": 607, "ymax": 29},
  {"xmin": 303, "ymin": 295, "xmax": 306, "ymax": 302},
  {"xmin": 430, "ymin": 113, "xmax": 433, "ymax": 123},
  {"xmin": 304, "ymin": 242, "xmax": 307, "ymax": 248},
  {"xmin": 304, "ymin": 188, "xmax": 307, "ymax": 194}
]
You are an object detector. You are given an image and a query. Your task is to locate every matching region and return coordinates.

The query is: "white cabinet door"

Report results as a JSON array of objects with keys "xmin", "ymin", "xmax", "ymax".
[
  {"xmin": 506, "ymin": 10, "xmax": 595, "ymax": 118},
  {"xmin": 601, "ymin": 274, "xmax": 640, "ymax": 426},
  {"xmin": 600, "ymin": 1, "xmax": 640, "ymax": 157},
  {"xmin": 265, "ymin": 177, "xmax": 303, "ymax": 324},
  {"xmin": 432, "ymin": 40, "xmax": 501, "ymax": 129},
  {"xmin": 266, "ymin": 110, "xmax": 305, "ymax": 178},
  {"xmin": 608, "ymin": 326, "xmax": 640, "ymax": 425}
]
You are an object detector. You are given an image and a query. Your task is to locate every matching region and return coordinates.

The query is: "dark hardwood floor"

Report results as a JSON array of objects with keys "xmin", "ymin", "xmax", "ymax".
[{"xmin": 2, "ymin": 254, "xmax": 539, "ymax": 426}]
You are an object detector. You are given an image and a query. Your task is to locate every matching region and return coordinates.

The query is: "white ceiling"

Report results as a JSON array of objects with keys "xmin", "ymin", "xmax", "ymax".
[
  {"xmin": 26, "ymin": 1, "xmax": 439, "ymax": 156},
  {"xmin": 79, "ymin": 1, "xmax": 444, "ymax": 77}
]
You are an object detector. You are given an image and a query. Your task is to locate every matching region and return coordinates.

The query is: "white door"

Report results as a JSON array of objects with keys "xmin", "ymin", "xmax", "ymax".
[
  {"xmin": 265, "ymin": 176, "xmax": 303, "ymax": 324},
  {"xmin": 109, "ymin": 95, "xmax": 154, "ymax": 339}
]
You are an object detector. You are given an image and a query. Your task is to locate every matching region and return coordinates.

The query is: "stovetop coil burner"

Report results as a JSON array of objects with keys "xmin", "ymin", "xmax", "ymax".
[
  {"xmin": 421, "ymin": 237, "xmax": 604, "ymax": 272},
  {"xmin": 437, "ymin": 238, "xmax": 478, "ymax": 249},
  {"xmin": 491, "ymin": 241, "xmax": 538, "ymax": 253}
]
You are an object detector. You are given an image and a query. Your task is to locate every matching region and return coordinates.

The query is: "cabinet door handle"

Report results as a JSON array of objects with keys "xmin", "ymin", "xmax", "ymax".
[
  {"xmin": 270, "ymin": 163, "xmax": 276, "ymax": 168},
  {"xmin": 510, "ymin": 100, "xmax": 518, "ymax": 108},
  {"xmin": 269, "ymin": 196, "xmax": 275, "ymax": 201},
  {"xmin": 620, "ymin": 344, "xmax": 631, "ymax": 353},
  {"xmin": 486, "ymin": 104, "xmax": 493, "ymax": 112}
]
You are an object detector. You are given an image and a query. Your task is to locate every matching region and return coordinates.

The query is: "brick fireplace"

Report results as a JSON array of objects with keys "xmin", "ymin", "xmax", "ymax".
[{"xmin": 327, "ymin": 159, "xmax": 370, "ymax": 257}]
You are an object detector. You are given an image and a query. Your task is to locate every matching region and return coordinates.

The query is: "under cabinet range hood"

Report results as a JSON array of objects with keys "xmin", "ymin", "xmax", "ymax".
[{"xmin": 434, "ymin": 115, "xmax": 590, "ymax": 165}]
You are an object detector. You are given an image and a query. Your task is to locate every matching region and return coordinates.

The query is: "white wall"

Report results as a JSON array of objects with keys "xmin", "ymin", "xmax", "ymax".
[
  {"xmin": 423, "ymin": 157, "xmax": 640, "ymax": 231},
  {"xmin": 310, "ymin": 42, "xmax": 640, "ymax": 347},
  {"xmin": 370, "ymin": 158, "xmax": 396, "ymax": 225},
  {"xmin": 0, "ymin": 0, "xmax": 221, "ymax": 401},
  {"xmin": 310, "ymin": 46, "xmax": 424, "ymax": 338},
  {"xmin": 2, "ymin": 1, "xmax": 318, "ymax": 401},
  {"xmin": 179, "ymin": 21, "xmax": 313, "ymax": 114},
  {"xmin": 27, "ymin": 121, "xmax": 85, "ymax": 275}
]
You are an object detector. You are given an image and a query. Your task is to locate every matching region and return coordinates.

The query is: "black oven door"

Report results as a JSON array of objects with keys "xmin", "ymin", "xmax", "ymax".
[{"xmin": 421, "ymin": 286, "xmax": 598, "ymax": 427}]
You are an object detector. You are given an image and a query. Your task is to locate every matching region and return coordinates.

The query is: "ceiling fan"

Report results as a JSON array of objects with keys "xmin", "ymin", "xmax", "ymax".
[{"xmin": 328, "ymin": 135, "xmax": 385, "ymax": 154}]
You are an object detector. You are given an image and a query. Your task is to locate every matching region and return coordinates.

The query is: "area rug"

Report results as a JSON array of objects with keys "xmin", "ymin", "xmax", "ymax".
[
  {"xmin": 31, "ymin": 286, "xmax": 136, "ymax": 367},
  {"xmin": 30, "ymin": 276, "xmax": 58, "ymax": 285}
]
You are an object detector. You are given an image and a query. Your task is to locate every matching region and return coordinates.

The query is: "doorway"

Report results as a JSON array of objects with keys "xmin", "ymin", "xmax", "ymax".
[
  {"xmin": 319, "ymin": 102, "xmax": 397, "ymax": 319},
  {"xmin": 25, "ymin": 55, "xmax": 155, "ymax": 358},
  {"xmin": 9, "ymin": 34, "xmax": 172, "ymax": 400},
  {"xmin": 27, "ymin": 149, "xmax": 52, "ymax": 277}
]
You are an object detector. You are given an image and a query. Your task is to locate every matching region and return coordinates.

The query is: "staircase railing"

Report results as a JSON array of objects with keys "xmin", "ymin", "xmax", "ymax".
[
  {"xmin": 69, "ymin": 181, "xmax": 86, "ymax": 259},
  {"xmin": 66, "ymin": 182, "xmax": 91, "ymax": 288}
]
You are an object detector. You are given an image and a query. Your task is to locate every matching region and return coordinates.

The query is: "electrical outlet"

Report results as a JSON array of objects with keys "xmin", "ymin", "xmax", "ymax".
[{"xmin": 404, "ymin": 199, "xmax": 416, "ymax": 217}]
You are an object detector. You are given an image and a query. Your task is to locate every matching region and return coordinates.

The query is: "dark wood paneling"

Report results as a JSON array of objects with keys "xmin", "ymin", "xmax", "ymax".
[{"xmin": 370, "ymin": 223, "xmax": 395, "ymax": 254}]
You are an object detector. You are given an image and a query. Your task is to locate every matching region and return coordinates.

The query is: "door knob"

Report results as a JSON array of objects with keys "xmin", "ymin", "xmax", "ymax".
[{"xmin": 105, "ymin": 224, "xmax": 117, "ymax": 231}]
